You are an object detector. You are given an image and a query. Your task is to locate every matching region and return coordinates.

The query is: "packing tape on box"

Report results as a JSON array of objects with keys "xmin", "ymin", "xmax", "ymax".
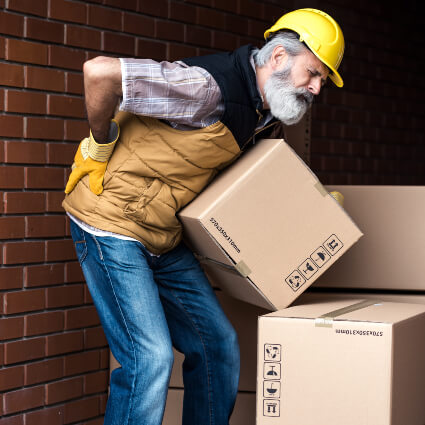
[
  {"xmin": 314, "ymin": 181, "xmax": 328, "ymax": 196},
  {"xmin": 315, "ymin": 299, "xmax": 378, "ymax": 328}
]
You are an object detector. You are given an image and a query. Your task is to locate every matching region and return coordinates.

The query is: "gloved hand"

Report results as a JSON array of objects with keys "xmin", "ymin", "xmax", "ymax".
[{"xmin": 65, "ymin": 120, "xmax": 120, "ymax": 195}]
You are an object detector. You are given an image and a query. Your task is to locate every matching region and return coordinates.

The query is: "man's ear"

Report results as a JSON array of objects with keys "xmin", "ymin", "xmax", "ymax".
[{"xmin": 270, "ymin": 45, "xmax": 288, "ymax": 70}]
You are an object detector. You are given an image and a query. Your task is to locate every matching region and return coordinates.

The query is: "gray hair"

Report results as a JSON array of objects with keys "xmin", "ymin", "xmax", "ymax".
[{"xmin": 253, "ymin": 31, "xmax": 307, "ymax": 67}]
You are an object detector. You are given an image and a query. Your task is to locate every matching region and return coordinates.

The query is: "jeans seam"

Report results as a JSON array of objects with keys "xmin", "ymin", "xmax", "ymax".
[
  {"xmin": 91, "ymin": 234, "xmax": 137, "ymax": 425},
  {"xmin": 164, "ymin": 286, "xmax": 215, "ymax": 425}
]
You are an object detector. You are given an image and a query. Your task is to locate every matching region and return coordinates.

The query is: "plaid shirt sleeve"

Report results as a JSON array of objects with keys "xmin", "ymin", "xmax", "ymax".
[{"xmin": 119, "ymin": 58, "xmax": 223, "ymax": 129}]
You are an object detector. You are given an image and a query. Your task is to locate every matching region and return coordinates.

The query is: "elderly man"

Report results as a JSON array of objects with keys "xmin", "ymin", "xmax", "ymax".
[{"xmin": 63, "ymin": 8, "xmax": 344, "ymax": 425}]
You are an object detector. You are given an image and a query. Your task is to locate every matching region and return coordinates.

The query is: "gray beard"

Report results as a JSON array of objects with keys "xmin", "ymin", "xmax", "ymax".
[{"xmin": 264, "ymin": 66, "xmax": 314, "ymax": 125}]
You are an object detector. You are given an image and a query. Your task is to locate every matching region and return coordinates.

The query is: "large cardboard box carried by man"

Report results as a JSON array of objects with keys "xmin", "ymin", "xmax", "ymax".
[
  {"xmin": 179, "ymin": 139, "xmax": 363, "ymax": 311},
  {"xmin": 257, "ymin": 298, "xmax": 425, "ymax": 425}
]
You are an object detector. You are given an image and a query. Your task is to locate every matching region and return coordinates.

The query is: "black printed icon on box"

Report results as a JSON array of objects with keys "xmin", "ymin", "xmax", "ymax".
[
  {"xmin": 264, "ymin": 362, "xmax": 281, "ymax": 380},
  {"xmin": 324, "ymin": 234, "xmax": 343, "ymax": 256},
  {"xmin": 264, "ymin": 399, "xmax": 280, "ymax": 417},
  {"xmin": 311, "ymin": 246, "xmax": 331, "ymax": 267},
  {"xmin": 285, "ymin": 270, "xmax": 306, "ymax": 291},
  {"xmin": 298, "ymin": 258, "xmax": 318, "ymax": 280},
  {"xmin": 264, "ymin": 344, "xmax": 281, "ymax": 362},
  {"xmin": 263, "ymin": 381, "xmax": 281, "ymax": 398}
]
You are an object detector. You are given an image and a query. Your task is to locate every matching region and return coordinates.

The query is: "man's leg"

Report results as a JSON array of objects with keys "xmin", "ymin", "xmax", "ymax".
[
  {"xmin": 153, "ymin": 242, "xmax": 240, "ymax": 425},
  {"xmin": 70, "ymin": 221, "xmax": 174, "ymax": 425}
]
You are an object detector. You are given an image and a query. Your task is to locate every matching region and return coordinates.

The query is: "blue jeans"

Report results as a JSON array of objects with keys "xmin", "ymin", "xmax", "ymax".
[{"xmin": 70, "ymin": 221, "xmax": 240, "ymax": 425}]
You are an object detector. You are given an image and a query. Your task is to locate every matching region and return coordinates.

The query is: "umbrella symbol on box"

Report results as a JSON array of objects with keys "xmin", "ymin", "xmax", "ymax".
[
  {"xmin": 264, "ymin": 362, "xmax": 281, "ymax": 379},
  {"xmin": 264, "ymin": 381, "xmax": 280, "ymax": 398}
]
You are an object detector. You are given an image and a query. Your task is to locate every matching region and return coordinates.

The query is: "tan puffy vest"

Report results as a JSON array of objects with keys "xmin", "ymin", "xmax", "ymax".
[{"xmin": 62, "ymin": 112, "xmax": 241, "ymax": 254}]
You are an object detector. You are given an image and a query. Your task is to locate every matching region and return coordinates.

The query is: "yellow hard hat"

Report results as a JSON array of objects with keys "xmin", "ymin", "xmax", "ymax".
[{"xmin": 264, "ymin": 8, "xmax": 345, "ymax": 88}]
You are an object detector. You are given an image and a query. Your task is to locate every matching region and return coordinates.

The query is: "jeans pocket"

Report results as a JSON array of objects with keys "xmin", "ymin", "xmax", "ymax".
[{"xmin": 70, "ymin": 221, "xmax": 88, "ymax": 264}]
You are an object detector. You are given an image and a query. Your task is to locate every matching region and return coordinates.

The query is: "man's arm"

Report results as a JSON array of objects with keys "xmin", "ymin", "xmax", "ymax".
[{"xmin": 83, "ymin": 56, "xmax": 122, "ymax": 142}]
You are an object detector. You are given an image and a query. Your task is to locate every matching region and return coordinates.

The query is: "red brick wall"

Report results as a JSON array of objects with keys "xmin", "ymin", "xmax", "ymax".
[{"xmin": 0, "ymin": 0, "xmax": 424, "ymax": 423}]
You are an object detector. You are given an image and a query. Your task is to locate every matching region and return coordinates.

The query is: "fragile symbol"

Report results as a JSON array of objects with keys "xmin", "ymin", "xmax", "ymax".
[
  {"xmin": 264, "ymin": 362, "xmax": 281, "ymax": 380},
  {"xmin": 264, "ymin": 344, "xmax": 281, "ymax": 362},
  {"xmin": 324, "ymin": 234, "xmax": 343, "ymax": 255},
  {"xmin": 263, "ymin": 399, "xmax": 280, "ymax": 417},
  {"xmin": 263, "ymin": 381, "xmax": 281, "ymax": 398},
  {"xmin": 285, "ymin": 270, "xmax": 306, "ymax": 291},
  {"xmin": 298, "ymin": 258, "xmax": 318, "ymax": 279}
]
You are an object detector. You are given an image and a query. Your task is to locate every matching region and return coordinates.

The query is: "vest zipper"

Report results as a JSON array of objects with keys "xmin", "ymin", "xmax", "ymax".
[{"xmin": 241, "ymin": 119, "xmax": 279, "ymax": 150}]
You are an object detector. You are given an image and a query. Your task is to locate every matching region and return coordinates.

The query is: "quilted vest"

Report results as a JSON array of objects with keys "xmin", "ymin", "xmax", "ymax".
[{"xmin": 62, "ymin": 45, "xmax": 276, "ymax": 254}]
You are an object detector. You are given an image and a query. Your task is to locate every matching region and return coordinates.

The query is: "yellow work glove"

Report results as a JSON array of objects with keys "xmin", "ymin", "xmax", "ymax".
[
  {"xmin": 330, "ymin": 191, "xmax": 344, "ymax": 207},
  {"xmin": 65, "ymin": 120, "xmax": 120, "ymax": 195}
]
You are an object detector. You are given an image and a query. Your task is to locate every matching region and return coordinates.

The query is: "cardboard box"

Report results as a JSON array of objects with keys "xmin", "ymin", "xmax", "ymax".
[
  {"xmin": 256, "ymin": 299, "xmax": 425, "ymax": 425},
  {"xmin": 317, "ymin": 185, "xmax": 425, "ymax": 291},
  {"xmin": 179, "ymin": 139, "xmax": 362, "ymax": 310}
]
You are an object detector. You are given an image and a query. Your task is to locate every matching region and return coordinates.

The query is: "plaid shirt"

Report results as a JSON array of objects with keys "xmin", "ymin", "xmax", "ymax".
[{"xmin": 119, "ymin": 58, "xmax": 224, "ymax": 130}]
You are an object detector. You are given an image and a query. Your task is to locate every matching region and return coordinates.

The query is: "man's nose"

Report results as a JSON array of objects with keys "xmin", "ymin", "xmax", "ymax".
[{"xmin": 308, "ymin": 79, "xmax": 321, "ymax": 96}]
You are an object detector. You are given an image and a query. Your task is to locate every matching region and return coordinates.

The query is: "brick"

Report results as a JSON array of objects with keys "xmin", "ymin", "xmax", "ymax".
[
  {"xmin": 26, "ymin": 66, "xmax": 65, "ymax": 92},
  {"xmin": 138, "ymin": 0, "xmax": 168, "ymax": 17},
  {"xmin": 26, "ymin": 117, "xmax": 64, "ymax": 140},
  {"xmin": 25, "ymin": 358, "xmax": 63, "ymax": 386},
  {"xmin": 47, "ymin": 284, "xmax": 84, "ymax": 308},
  {"xmin": 46, "ymin": 239, "xmax": 76, "ymax": 262},
  {"xmin": 48, "ymin": 142, "xmax": 78, "ymax": 165},
  {"xmin": 0, "ymin": 217, "xmax": 25, "ymax": 239},
  {"xmin": 84, "ymin": 284, "xmax": 93, "ymax": 303},
  {"xmin": 26, "ymin": 215, "xmax": 66, "ymax": 238},
  {"xmin": 197, "ymin": 7, "xmax": 225, "ymax": 30},
  {"xmin": 213, "ymin": 30, "xmax": 239, "ymax": 51},
  {"xmin": 161, "ymin": 17, "xmax": 190, "ymax": 42},
  {"xmin": 46, "ymin": 376, "xmax": 83, "ymax": 405},
  {"xmin": 64, "ymin": 396, "xmax": 100, "ymax": 423},
  {"xmin": 65, "ymin": 350, "xmax": 100, "ymax": 376},
  {"xmin": 25, "ymin": 406, "xmax": 64, "ymax": 425},
  {"xmin": 103, "ymin": 32, "xmax": 135, "ymax": 56},
  {"xmin": 3, "ymin": 241, "xmax": 45, "ymax": 265},
  {"xmin": 64, "ymin": 121, "xmax": 89, "ymax": 141},
  {"xmin": 26, "ymin": 17, "xmax": 64, "ymax": 43},
  {"xmin": 25, "ymin": 311, "xmax": 64, "ymax": 337},
  {"xmin": 0, "ymin": 365, "xmax": 25, "ymax": 391},
  {"xmin": 226, "ymin": 14, "xmax": 249, "ymax": 36},
  {"xmin": 88, "ymin": 4, "xmax": 122, "ymax": 31},
  {"xmin": 46, "ymin": 330, "xmax": 84, "ymax": 356},
  {"xmin": 0, "ymin": 11, "xmax": 24, "ymax": 37},
  {"xmin": 65, "ymin": 261, "xmax": 85, "ymax": 283},
  {"xmin": 7, "ymin": 0, "xmax": 48, "ymax": 17},
  {"xmin": 0, "ymin": 318, "xmax": 24, "ymax": 341},
  {"xmin": 169, "ymin": 2, "xmax": 197, "ymax": 23},
  {"xmin": 0, "ymin": 116, "xmax": 24, "ymax": 138},
  {"xmin": 0, "ymin": 89, "xmax": 4, "ymax": 111},
  {"xmin": 0, "ymin": 267, "xmax": 23, "ymax": 290},
  {"xmin": 5, "ymin": 140, "xmax": 46, "ymax": 164},
  {"xmin": 84, "ymin": 370, "xmax": 108, "ymax": 394},
  {"xmin": 99, "ymin": 348, "xmax": 109, "ymax": 368},
  {"xmin": 214, "ymin": 0, "xmax": 238, "ymax": 13},
  {"xmin": 48, "ymin": 95, "xmax": 85, "ymax": 118},
  {"xmin": 65, "ymin": 306, "xmax": 100, "ymax": 330},
  {"xmin": 49, "ymin": 45, "xmax": 86, "ymax": 71},
  {"xmin": 104, "ymin": 0, "xmax": 138, "ymax": 10},
  {"xmin": 3, "ymin": 386, "xmax": 45, "ymax": 415},
  {"xmin": 47, "ymin": 191, "xmax": 66, "ymax": 212},
  {"xmin": 84, "ymin": 416, "xmax": 105, "ymax": 425},
  {"xmin": 6, "ymin": 39, "xmax": 48, "ymax": 65},
  {"xmin": 4, "ymin": 289, "xmax": 45, "ymax": 314},
  {"xmin": 0, "ymin": 414, "xmax": 24, "ymax": 425},
  {"xmin": 66, "ymin": 72, "xmax": 84, "ymax": 95},
  {"xmin": 4, "ymin": 337, "xmax": 45, "ymax": 365},
  {"xmin": 84, "ymin": 327, "xmax": 107, "ymax": 349},
  {"xmin": 123, "ymin": 13, "xmax": 155, "ymax": 37},
  {"xmin": 168, "ymin": 43, "xmax": 197, "ymax": 62},
  {"xmin": 49, "ymin": 0, "xmax": 87, "ymax": 24},
  {"xmin": 186, "ymin": 26, "xmax": 212, "ymax": 48},
  {"xmin": 25, "ymin": 167, "xmax": 65, "ymax": 190},
  {"xmin": 3, "ymin": 192, "xmax": 45, "ymax": 214},
  {"xmin": 25, "ymin": 263, "xmax": 64, "ymax": 288},
  {"xmin": 66, "ymin": 25, "xmax": 101, "ymax": 50},
  {"xmin": 136, "ymin": 39, "xmax": 167, "ymax": 61}
]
